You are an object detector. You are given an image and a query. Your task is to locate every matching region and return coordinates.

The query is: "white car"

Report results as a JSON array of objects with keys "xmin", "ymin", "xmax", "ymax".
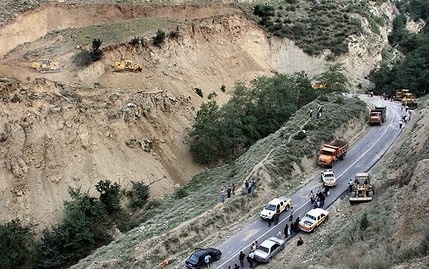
[
  {"xmin": 260, "ymin": 197, "xmax": 291, "ymax": 220},
  {"xmin": 298, "ymin": 208, "xmax": 329, "ymax": 232},
  {"xmin": 253, "ymin": 237, "xmax": 285, "ymax": 263},
  {"xmin": 321, "ymin": 169, "xmax": 337, "ymax": 187}
]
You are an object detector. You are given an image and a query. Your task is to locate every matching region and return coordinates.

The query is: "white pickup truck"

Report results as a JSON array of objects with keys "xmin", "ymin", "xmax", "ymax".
[
  {"xmin": 321, "ymin": 169, "xmax": 337, "ymax": 187},
  {"xmin": 260, "ymin": 197, "xmax": 292, "ymax": 220}
]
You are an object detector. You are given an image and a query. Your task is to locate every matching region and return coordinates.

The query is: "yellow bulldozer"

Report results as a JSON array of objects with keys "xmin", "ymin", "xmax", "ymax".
[
  {"xmin": 114, "ymin": 60, "xmax": 142, "ymax": 72},
  {"xmin": 401, "ymin": 92, "xmax": 418, "ymax": 109},
  {"xmin": 349, "ymin": 172, "xmax": 374, "ymax": 204},
  {"xmin": 31, "ymin": 59, "xmax": 62, "ymax": 73},
  {"xmin": 394, "ymin": 89, "xmax": 410, "ymax": 101}
]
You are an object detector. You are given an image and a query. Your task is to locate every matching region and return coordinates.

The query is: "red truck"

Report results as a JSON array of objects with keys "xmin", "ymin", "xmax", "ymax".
[
  {"xmin": 317, "ymin": 140, "xmax": 349, "ymax": 167},
  {"xmin": 369, "ymin": 106, "xmax": 386, "ymax": 125}
]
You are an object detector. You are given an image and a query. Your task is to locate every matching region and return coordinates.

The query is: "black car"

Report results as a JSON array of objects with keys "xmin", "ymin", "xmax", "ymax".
[{"xmin": 185, "ymin": 248, "xmax": 222, "ymax": 268}]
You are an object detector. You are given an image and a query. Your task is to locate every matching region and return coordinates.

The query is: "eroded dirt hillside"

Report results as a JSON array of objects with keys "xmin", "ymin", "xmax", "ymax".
[{"xmin": 0, "ymin": 4, "xmax": 275, "ymax": 229}]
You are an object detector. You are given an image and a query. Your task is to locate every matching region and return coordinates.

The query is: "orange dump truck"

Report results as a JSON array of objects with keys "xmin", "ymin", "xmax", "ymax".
[
  {"xmin": 369, "ymin": 106, "xmax": 386, "ymax": 125},
  {"xmin": 317, "ymin": 140, "xmax": 349, "ymax": 167}
]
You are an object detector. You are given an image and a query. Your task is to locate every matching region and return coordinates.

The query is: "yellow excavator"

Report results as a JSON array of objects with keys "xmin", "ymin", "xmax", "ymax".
[
  {"xmin": 114, "ymin": 60, "xmax": 142, "ymax": 72},
  {"xmin": 31, "ymin": 59, "xmax": 62, "ymax": 73},
  {"xmin": 349, "ymin": 173, "xmax": 374, "ymax": 204}
]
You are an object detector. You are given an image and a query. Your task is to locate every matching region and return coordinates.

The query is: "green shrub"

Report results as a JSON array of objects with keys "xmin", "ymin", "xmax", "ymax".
[
  {"xmin": 153, "ymin": 29, "xmax": 166, "ymax": 46},
  {"xmin": 128, "ymin": 181, "xmax": 150, "ymax": 209},
  {"xmin": 90, "ymin": 38, "xmax": 103, "ymax": 61},
  {"xmin": 360, "ymin": 212, "xmax": 369, "ymax": 230},
  {"xmin": 96, "ymin": 179, "xmax": 122, "ymax": 214},
  {"xmin": 174, "ymin": 188, "xmax": 189, "ymax": 199},
  {"xmin": 72, "ymin": 49, "xmax": 93, "ymax": 67}
]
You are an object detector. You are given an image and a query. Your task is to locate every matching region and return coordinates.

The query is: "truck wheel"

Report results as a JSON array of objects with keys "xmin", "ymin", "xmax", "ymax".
[{"xmin": 339, "ymin": 153, "xmax": 346, "ymax": 160}]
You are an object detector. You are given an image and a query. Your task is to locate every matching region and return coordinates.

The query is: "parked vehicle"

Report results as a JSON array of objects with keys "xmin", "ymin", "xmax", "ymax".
[
  {"xmin": 185, "ymin": 248, "xmax": 222, "ymax": 268},
  {"xmin": 349, "ymin": 172, "xmax": 374, "ymax": 204},
  {"xmin": 321, "ymin": 169, "xmax": 337, "ymax": 187},
  {"xmin": 369, "ymin": 106, "xmax": 386, "ymax": 125},
  {"xmin": 317, "ymin": 140, "xmax": 349, "ymax": 167},
  {"xmin": 260, "ymin": 197, "xmax": 292, "ymax": 220},
  {"xmin": 253, "ymin": 237, "xmax": 285, "ymax": 263},
  {"xmin": 298, "ymin": 208, "xmax": 329, "ymax": 232}
]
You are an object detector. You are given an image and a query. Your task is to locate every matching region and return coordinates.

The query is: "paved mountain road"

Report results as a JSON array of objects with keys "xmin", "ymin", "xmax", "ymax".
[{"xmin": 210, "ymin": 96, "xmax": 404, "ymax": 269}]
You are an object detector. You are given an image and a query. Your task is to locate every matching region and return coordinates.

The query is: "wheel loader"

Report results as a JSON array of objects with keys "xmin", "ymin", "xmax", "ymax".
[
  {"xmin": 349, "ymin": 173, "xmax": 374, "ymax": 204},
  {"xmin": 114, "ymin": 60, "xmax": 142, "ymax": 72},
  {"xmin": 31, "ymin": 59, "xmax": 62, "ymax": 73}
]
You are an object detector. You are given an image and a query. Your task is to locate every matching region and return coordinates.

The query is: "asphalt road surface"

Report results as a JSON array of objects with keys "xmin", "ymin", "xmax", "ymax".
[{"xmin": 210, "ymin": 96, "xmax": 406, "ymax": 269}]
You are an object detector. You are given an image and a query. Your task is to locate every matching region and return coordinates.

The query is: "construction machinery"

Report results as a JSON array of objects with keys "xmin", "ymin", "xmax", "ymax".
[
  {"xmin": 394, "ymin": 89, "xmax": 410, "ymax": 101},
  {"xmin": 114, "ymin": 60, "xmax": 142, "ymax": 72},
  {"xmin": 349, "ymin": 172, "xmax": 374, "ymax": 204},
  {"xmin": 401, "ymin": 92, "xmax": 418, "ymax": 109},
  {"xmin": 31, "ymin": 59, "xmax": 62, "ymax": 73},
  {"xmin": 312, "ymin": 82, "xmax": 329, "ymax": 90}
]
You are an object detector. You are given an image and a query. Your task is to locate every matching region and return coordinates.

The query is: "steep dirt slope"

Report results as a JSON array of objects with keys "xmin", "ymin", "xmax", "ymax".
[{"xmin": 0, "ymin": 6, "xmax": 274, "ymax": 229}]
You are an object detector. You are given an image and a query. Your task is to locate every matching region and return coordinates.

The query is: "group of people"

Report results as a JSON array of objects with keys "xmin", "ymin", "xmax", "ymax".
[
  {"xmin": 309, "ymin": 104, "xmax": 324, "ymax": 119},
  {"xmin": 219, "ymin": 183, "xmax": 237, "ymax": 203},
  {"xmin": 399, "ymin": 105, "xmax": 412, "ymax": 128},
  {"xmin": 237, "ymin": 240, "xmax": 258, "ymax": 269},
  {"xmin": 244, "ymin": 179, "xmax": 256, "ymax": 195},
  {"xmin": 309, "ymin": 186, "xmax": 329, "ymax": 209}
]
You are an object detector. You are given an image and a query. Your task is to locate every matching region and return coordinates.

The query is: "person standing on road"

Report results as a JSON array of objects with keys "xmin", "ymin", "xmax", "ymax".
[
  {"xmin": 284, "ymin": 223, "xmax": 289, "ymax": 238},
  {"xmin": 289, "ymin": 207, "xmax": 294, "ymax": 222},
  {"xmin": 274, "ymin": 209, "xmax": 280, "ymax": 225},
  {"xmin": 267, "ymin": 216, "xmax": 273, "ymax": 227},
  {"xmin": 349, "ymin": 178, "xmax": 354, "ymax": 192},
  {"xmin": 310, "ymin": 190, "xmax": 315, "ymax": 203},
  {"xmin": 247, "ymin": 251, "xmax": 255, "ymax": 268},
  {"xmin": 234, "ymin": 264, "xmax": 240, "ymax": 269},
  {"xmin": 239, "ymin": 251, "xmax": 246, "ymax": 268}
]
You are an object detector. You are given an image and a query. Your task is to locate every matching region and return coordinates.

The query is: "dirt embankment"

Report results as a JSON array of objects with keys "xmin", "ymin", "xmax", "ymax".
[{"xmin": 0, "ymin": 2, "xmax": 241, "ymax": 58}]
